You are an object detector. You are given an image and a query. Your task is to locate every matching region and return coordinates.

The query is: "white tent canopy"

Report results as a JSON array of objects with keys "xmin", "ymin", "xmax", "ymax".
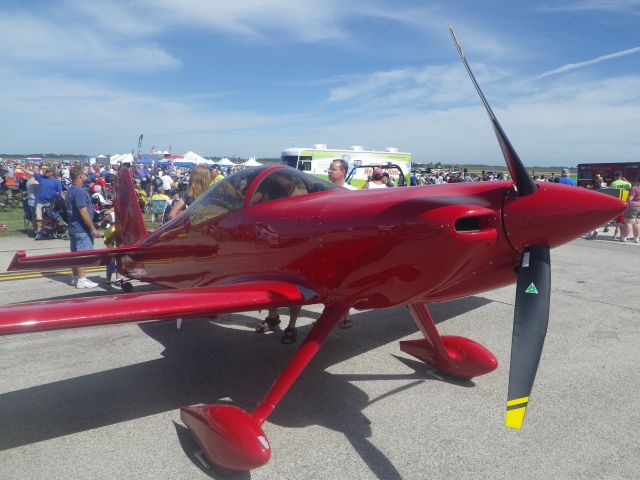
[
  {"xmin": 182, "ymin": 150, "xmax": 209, "ymax": 165},
  {"xmin": 242, "ymin": 156, "xmax": 262, "ymax": 166},
  {"xmin": 217, "ymin": 157, "xmax": 234, "ymax": 166},
  {"xmin": 110, "ymin": 153, "xmax": 134, "ymax": 165}
]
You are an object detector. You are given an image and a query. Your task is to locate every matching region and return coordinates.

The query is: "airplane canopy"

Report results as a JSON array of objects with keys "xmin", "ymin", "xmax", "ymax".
[{"xmin": 186, "ymin": 166, "xmax": 340, "ymax": 227}]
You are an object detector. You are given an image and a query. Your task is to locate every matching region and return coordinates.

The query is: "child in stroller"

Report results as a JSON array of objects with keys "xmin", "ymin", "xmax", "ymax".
[{"xmin": 36, "ymin": 196, "xmax": 68, "ymax": 240}]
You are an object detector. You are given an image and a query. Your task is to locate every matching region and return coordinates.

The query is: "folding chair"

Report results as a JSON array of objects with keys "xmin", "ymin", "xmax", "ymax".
[{"xmin": 151, "ymin": 198, "xmax": 169, "ymax": 224}]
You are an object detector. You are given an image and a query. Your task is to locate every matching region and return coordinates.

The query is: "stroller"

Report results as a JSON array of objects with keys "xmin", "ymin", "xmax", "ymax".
[
  {"xmin": 91, "ymin": 192, "xmax": 112, "ymax": 225},
  {"xmin": 37, "ymin": 197, "xmax": 69, "ymax": 240}
]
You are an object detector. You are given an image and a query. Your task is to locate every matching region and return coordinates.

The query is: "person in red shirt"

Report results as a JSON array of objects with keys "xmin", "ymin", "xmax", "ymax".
[{"xmin": 94, "ymin": 175, "xmax": 107, "ymax": 191}]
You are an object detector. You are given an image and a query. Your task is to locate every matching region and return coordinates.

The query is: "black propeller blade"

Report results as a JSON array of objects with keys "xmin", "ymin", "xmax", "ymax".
[
  {"xmin": 449, "ymin": 27, "xmax": 537, "ymax": 196},
  {"xmin": 451, "ymin": 27, "xmax": 551, "ymax": 428},
  {"xmin": 506, "ymin": 245, "xmax": 551, "ymax": 428}
]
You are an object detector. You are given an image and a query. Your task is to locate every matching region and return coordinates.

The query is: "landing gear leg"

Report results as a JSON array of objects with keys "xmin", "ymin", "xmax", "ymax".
[
  {"xmin": 400, "ymin": 303, "xmax": 498, "ymax": 379},
  {"xmin": 181, "ymin": 303, "xmax": 349, "ymax": 471}
]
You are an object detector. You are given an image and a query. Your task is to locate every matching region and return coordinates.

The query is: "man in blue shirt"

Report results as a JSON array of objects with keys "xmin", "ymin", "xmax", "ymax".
[
  {"xmin": 66, "ymin": 165, "xmax": 102, "ymax": 289},
  {"xmin": 138, "ymin": 166, "xmax": 149, "ymax": 190},
  {"xmin": 559, "ymin": 168, "xmax": 576, "ymax": 186},
  {"xmin": 21, "ymin": 165, "xmax": 62, "ymax": 237}
]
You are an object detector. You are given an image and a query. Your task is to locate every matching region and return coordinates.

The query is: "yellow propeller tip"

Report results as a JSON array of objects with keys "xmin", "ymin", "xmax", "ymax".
[{"xmin": 505, "ymin": 406, "xmax": 527, "ymax": 429}]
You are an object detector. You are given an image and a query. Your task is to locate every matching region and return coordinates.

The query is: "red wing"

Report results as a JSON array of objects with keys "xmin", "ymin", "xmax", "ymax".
[
  {"xmin": 0, "ymin": 280, "xmax": 317, "ymax": 335},
  {"xmin": 7, "ymin": 246, "xmax": 141, "ymax": 271}
]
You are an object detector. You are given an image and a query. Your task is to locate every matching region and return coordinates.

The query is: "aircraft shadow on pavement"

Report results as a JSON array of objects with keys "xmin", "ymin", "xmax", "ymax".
[{"xmin": 0, "ymin": 296, "xmax": 491, "ymax": 479}]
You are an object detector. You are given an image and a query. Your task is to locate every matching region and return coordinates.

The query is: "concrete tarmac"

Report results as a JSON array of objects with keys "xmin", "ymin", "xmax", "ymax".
[{"xmin": 0, "ymin": 231, "xmax": 638, "ymax": 479}]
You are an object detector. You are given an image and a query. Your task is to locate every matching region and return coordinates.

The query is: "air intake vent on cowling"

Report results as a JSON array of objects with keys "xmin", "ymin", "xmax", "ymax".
[{"xmin": 455, "ymin": 214, "xmax": 496, "ymax": 232}]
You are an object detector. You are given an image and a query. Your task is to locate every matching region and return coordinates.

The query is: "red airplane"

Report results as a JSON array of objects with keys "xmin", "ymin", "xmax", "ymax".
[{"xmin": 0, "ymin": 29, "xmax": 626, "ymax": 471}]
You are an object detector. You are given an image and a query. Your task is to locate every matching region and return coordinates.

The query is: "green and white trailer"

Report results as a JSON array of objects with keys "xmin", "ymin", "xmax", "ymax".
[{"xmin": 281, "ymin": 145, "xmax": 412, "ymax": 186}]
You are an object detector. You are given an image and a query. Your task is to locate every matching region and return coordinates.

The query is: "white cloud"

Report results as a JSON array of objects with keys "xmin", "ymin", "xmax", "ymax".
[
  {"xmin": 0, "ymin": 1, "xmax": 514, "ymax": 74},
  {"xmin": 0, "ymin": 10, "xmax": 181, "ymax": 71},
  {"xmin": 64, "ymin": 0, "xmax": 160, "ymax": 36},
  {"xmin": 307, "ymin": 72, "xmax": 640, "ymax": 166},
  {"xmin": 302, "ymin": 101, "xmax": 640, "ymax": 167},
  {"xmin": 326, "ymin": 63, "xmax": 509, "ymax": 110},
  {"xmin": 133, "ymin": 0, "xmax": 349, "ymax": 43},
  {"xmin": 537, "ymin": 0, "xmax": 640, "ymax": 16},
  {"xmin": 127, "ymin": 0, "xmax": 514, "ymax": 60},
  {"xmin": 355, "ymin": 6, "xmax": 511, "ymax": 59},
  {"xmin": 4, "ymin": 48, "xmax": 638, "ymax": 166},
  {"xmin": 0, "ymin": 70, "xmax": 299, "ymax": 154},
  {"xmin": 537, "ymin": 46, "xmax": 640, "ymax": 79}
]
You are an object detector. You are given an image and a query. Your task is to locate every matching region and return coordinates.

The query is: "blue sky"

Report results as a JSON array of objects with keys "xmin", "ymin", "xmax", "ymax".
[{"xmin": 1, "ymin": 0, "xmax": 639, "ymax": 166}]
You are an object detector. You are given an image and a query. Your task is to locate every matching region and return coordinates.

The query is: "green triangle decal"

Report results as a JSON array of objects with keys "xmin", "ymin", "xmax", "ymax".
[{"xmin": 525, "ymin": 283, "xmax": 539, "ymax": 294}]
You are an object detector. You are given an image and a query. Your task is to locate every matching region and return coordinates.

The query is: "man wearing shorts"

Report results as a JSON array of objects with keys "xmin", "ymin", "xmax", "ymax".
[
  {"xmin": 20, "ymin": 165, "xmax": 62, "ymax": 239},
  {"xmin": 622, "ymin": 177, "xmax": 640, "ymax": 243},
  {"xmin": 66, "ymin": 165, "xmax": 102, "ymax": 288}
]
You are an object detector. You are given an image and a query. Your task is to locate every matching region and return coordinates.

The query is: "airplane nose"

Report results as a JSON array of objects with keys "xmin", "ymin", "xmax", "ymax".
[{"xmin": 502, "ymin": 183, "xmax": 627, "ymax": 252}]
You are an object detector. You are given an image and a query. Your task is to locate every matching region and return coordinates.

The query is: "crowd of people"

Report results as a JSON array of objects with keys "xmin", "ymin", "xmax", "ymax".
[
  {"xmin": 409, "ymin": 167, "xmax": 509, "ymax": 185},
  {"xmin": 584, "ymin": 171, "xmax": 640, "ymax": 242},
  {"xmin": 0, "ymin": 160, "xmax": 233, "ymax": 287},
  {"xmin": 407, "ymin": 167, "xmax": 583, "ymax": 186}
]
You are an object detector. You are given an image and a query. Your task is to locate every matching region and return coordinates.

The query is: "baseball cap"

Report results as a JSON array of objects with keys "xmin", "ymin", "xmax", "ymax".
[{"xmin": 372, "ymin": 167, "xmax": 383, "ymax": 177}]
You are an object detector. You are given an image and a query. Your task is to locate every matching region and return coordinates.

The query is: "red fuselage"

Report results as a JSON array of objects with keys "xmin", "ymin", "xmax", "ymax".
[{"xmin": 120, "ymin": 170, "xmax": 623, "ymax": 311}]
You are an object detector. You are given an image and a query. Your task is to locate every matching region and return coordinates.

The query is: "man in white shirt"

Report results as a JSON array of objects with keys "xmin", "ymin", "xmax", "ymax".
[
  {"xmin": 328, "ymin": 159, "xmax": 357, "ymax": 190},
  {"xmin": 161, "ymin": 170, "xmax": 174, "ymax": 193},
  {"xmin": 326, "ymin": 158, "xmax": 356, "ymax": 328},
  {"xmin": 258, "ymin": 158, "xmax": 357, "ymax": 343}
]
